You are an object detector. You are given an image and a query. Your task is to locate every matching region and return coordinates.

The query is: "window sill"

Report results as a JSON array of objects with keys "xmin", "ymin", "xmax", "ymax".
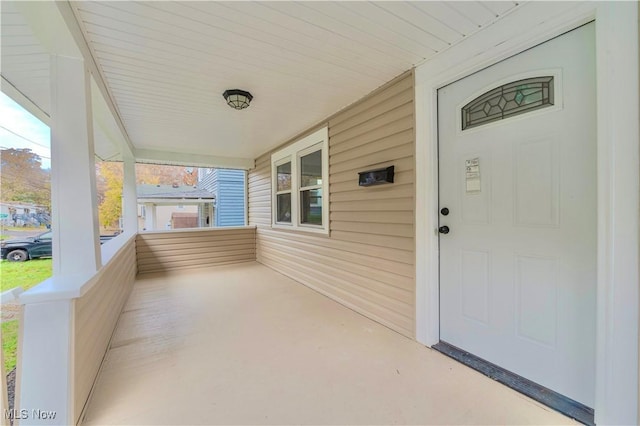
[{"xmin": 271, "ymin": 223, "xmax": 329, "ymax": 236}]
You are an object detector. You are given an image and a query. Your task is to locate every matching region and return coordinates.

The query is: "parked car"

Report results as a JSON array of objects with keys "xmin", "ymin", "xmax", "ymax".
[{"xmin": 1, "ymin": 231, "xmax": 118, "ymax": 261}]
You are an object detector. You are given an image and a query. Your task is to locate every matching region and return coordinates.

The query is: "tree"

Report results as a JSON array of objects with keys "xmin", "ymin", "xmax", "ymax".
[
  {"xmin": 135, "ymin": 164, "xmax": 197, "ymax": 186},
  {"xmin": 96, "ymin": 162, "xmax": 123, "ymax": 229},
  {"xmin": 0, "ymin": 148, "xmax": 51, "ymax": 209},
  {"xmin": 95, "ymin": 162, "xmax": 199, "ymax": 229}
]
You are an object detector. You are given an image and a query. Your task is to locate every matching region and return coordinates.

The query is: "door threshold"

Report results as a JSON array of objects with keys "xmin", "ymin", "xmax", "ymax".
[{"xmin": 432, "ymin": 341, "xmax": 594, "ymax": 426}]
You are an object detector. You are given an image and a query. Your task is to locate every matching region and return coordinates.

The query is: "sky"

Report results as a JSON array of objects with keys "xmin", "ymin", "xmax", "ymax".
[{"xmin": 0, "ymin": 92, "xmax": 51, "ymax": 169}]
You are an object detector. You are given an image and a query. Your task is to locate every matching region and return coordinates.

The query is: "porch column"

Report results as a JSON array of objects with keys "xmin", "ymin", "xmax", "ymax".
[
  {"xmin": 17, "ymin": 54, "xmax": 100, "ymax": 426},
  {"xmin": 17, "ymin": 298, "xmax": 75, "ymax": 425},
  {"xmin": 209, "ymin": 203, "xmax": 215, "ymax": 228},
  {"xmin": 144, "ymin": 203, "xmax": 156, "ymax": 230},
  {"xmin": 49, "ymin": 54, "xmax": 101, "ymax": 275},
  {"xmin": 122, "ymin": 152, "xmax": 137, "ymax": 233}
]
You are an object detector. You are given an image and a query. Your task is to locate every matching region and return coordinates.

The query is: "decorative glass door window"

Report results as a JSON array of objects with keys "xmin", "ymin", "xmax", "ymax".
[{"xmin": 461, "ymin": 76, "xmax": 554, "ymax": 130}]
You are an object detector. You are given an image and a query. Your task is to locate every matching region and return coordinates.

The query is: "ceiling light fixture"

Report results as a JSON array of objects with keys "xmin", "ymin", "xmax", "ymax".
[{"xmin": 223, "ymin": 89, "xmax": 253, "ymax": 110}]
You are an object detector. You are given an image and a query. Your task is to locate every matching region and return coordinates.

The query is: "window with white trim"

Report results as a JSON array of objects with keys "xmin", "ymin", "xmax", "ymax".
[{"xmin": 271, "ymin": 127, "xmax": 329, "ymax": 234}]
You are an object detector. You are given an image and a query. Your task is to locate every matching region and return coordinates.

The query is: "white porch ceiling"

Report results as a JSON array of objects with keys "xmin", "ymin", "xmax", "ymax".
[
  {"xmin": 2, "ymin": 1, "xmax": 520, "ymax": 164},
  {"xmin": 1, "ymin": 3, "xmax": 51, "ymax": 117}
]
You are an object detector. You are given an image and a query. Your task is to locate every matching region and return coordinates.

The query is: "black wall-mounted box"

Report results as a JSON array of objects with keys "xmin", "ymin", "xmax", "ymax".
[{"xmin": 358, "ymin": 166, "xmax": 395, "ymax": 187}]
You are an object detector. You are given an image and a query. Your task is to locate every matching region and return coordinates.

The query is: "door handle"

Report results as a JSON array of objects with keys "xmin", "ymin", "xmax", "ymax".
[{"xmin": 438, "ymin": 226, "xmax": 450, "ymax": 234}]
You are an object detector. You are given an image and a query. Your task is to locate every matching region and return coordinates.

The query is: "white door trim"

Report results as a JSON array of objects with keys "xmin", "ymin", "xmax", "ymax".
[{"xmin": 414, "ymin": 2, "xmax": 639, "ymax": 424}]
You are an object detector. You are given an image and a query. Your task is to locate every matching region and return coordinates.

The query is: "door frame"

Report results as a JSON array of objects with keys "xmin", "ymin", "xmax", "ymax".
[{"xmin": 414, "ymin": 2, "xmax": 639, "ymax": 425}]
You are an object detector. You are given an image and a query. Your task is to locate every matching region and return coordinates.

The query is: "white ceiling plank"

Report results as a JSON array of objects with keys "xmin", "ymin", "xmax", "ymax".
[
  {"xmin": 481, "ymin": 2, "xmax": 519, "ymax": 17},
  {"xmin": 135, "ymin": 148, "xmax": 254, "ymax": 170},
  {"xmin": 116, "ymin": 104, "xmax": 224, "ymax": 120},
  {"xmin": 336, "ymin": 2, "xmax": 446, "ymax": 54},
  {"xmin": 0, "ymin": 54, "xmax": 48, "ymax": 65},
  {"xmin": 3, "ymin": 70, "xmax": 49, "ymax": 80},
  {"xmin": 106, "ymin": 85, "xmax": 217, "ymax": 109},
  {"xmin": 97, "ymin": 64, "xmax": 370, "ymax": 111},
  {"xmin": 1, "ymin": 45, "xmax": 51, "ymax": 56},
  {"xmin": 9, "ymin": 1, "xmax": 81, "ymax": 57},
  {"xmin": 78, "ymin": 2, "xmax": 394, "ymax": 82},
  {"xmin": 100, "ymin": 66, "xmax": 339, "ymax": 103},
  {"xmin": 230, "ymin": 1, "xmax": 423, "ymax": 64},
  {"xmin": 0, "ymin": 76, "xmax": 50, "ymax": 125},
  {"xmin": 188, "ymin": 2, "xmax": 401, "ymax": 76},
  {"xmin": 96, "ymin": 54, "xmax": 343, "ymax": 101},
  {"xmin": 108, "ymin": 82, "xmax": 332, "ymax": 115},
  {"xmin": 106, "ymin": 78, "xmax": 358, "ymax": 115},
  {"xmin": 109, "ymin": 99, "xmax": 213, "ymax": 118},
  {"xmin": 153, "ymin": 1, "xmax": 399, "ymax": 79},
  {"xmin": 412, "ymin": 2, "xmax": 481, "ymax": 36},
  {"xmin": 1, "ymin": 72, "xmax": 51, "ymax": 115},
  {"xmin": 88, "ymin": 32, "xmax": 377, "ymax": 93},
  {"xmin": 447, "ymin": 1, "xmax": 502, "ymax": 27},
  {"xmin": 375, "ymin": 2, "xmax": 464, "ymax": 44},
  {"xmin": 1, "ymin": 35, "xmax": 49, "ymax": 47},
  {"xmin": 93, "ymin": 47, "xmax": 372, "ymax": 95},
  {"xmin": 1, "ymin": 26, "xmax": 38, "ymax": 37},
  {"xmin": 2, "ymin": 65, "xmax": 48, "ymax": 75}
]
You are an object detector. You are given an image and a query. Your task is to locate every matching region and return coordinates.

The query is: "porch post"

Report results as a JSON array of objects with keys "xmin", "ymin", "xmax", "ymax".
[
  {"xmin": 122, "ymin": 152, "xmax": 138, "ymax": 233},
  {"xmin": 144, "ymin": 203, "xmax": 156, "ymax": 230},
  {"xmin": 16, "ymin": 54, "xmax": 100, "ymax": 426},
  {"xmin": 16, "ymin": 299, "xmax": 75, "ymax": 425},
  {"xmin": 49, "ymin": 54, "xmax": 101, "ymax": 275}
]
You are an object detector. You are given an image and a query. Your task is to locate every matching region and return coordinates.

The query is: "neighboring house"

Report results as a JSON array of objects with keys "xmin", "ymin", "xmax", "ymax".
[
  {"xmin": 136, "ymin": 184, "xmax": 214, "ymax": 231},
  {"xmin": 197, "ymin": 168, "xmax": 246, "ymax": 227},
  {"xmin": 0, "ymin": 202, "xmax": 50, "ymax": 227}
]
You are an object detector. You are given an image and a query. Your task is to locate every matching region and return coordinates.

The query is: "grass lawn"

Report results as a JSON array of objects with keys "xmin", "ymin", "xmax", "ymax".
[
  {"xmin": 1, "ymin": 227, "xmax": 46, "ymax": 232},
  {"xmin": 1, "ymin": 258, "xmax": 52, "ymax": 292},
  {"xmin": 1, "ymin": 258, "xmax": 53, "ymax": 373},
  {"xmin": 2, "ymin": 320, "xmax": 18, "ymax": 372}
]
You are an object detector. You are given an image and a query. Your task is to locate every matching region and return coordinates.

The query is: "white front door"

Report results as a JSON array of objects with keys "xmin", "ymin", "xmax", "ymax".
[{"xmin": 438, "ymin": 23, "xmax": 596, "ymax": 407}]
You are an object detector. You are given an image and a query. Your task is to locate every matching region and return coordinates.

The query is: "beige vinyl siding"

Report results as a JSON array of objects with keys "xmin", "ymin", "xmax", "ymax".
[
  {"xmin": 74, "ymin": 236, "xmax": 137, "ymax": 424},
  {"xmin": 136, "ymin": 227, "xmax": 256, "ymax": 274},
  {"xmin": 248, "ymin": 71, "xmax": 415, "ymax": 338}
]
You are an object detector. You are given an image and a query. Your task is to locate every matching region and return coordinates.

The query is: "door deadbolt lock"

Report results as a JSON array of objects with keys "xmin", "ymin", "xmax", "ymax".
[
  {"xmin": 440, "ymin": 207, "xmax": 450, "ymax": 216},
  {"xmin": 438, "ymin": 226, "xmax": 450, "ymax": 234}
]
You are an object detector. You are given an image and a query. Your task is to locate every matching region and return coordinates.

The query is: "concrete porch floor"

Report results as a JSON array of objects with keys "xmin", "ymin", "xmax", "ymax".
[{"xmin": 82, "ymin": 262, "xmax": 575, "ymax": 425}]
